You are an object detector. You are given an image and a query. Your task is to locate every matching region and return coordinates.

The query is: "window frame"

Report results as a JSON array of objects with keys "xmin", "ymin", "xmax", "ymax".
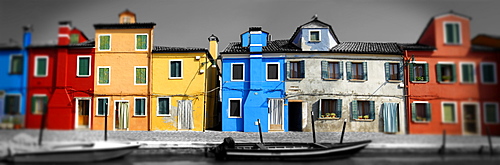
[
  {"xmin": 135, "ymin": 34, "xmax": 148, "ymax": 51},
  {"xmin": 76, "ymin": 55, "xmax": 92, "ymax": 77},
  {"xmin": 70, "ymin": 33, "xmax": 80, "ymax": 44},
  {"xmin": 266, "ymin": 62, "xmax": 280, "ymax": 81},
  {"xmin": 309, "ymin": 30, "xmax": 321, "ymax": 42},
  {"xmin": 385, "ymin": 62, "xmax": 402, "ymax": 82},
  {"xmin": 346, "ymin": 61, "xmax": 367, "ymax": 81},
  {"xmin": 459, "ymin": 62, "xmax": 476, "ymax": 84},
  {"xmin": 480, "ymin": 62, "xmax": 497, "ymax": 84},
  {"xmin": 351, "ymin": 100, "xmax": 375, "ymax": 121},
  {"xmin": 322, "ymin": 61, "xmax": 343, "ymax": 80},
  {"xmin": 31, "ymin": 94, "xmax": 47, "ymax": 115},
  {"xmin": 412, "ymin": 101, "xmax": 431, "ymax": 123},
  {"xmin": 97, "ymin": 66, "xmax": 111, "ymax": 85},
  {"xmin": 134, "ymin": 66, "xmax": 148, "ymax": 85},
  {"xmin": 436, "ymin": 62, "xmax": 456, "ymax": 83},
  {"xmin": 228, "ymin": 98, "xmax": 242, "ymax": 118},
  {"xmin": 319, "ymin": 99, "xmax": 342, "ymax": 119},
  {"xmin": 34, "ymin": 56, "xmax": 49, "ymax": 77},
  {"xmin": 288, "ymin": 61, "xmax": 305, "ymax": 79},
  {"xmin": 9, "ymin": 54, "xmax": 23, "ymax": 75},
  {"xmin": 134, "ymin": 97, "xmax": 147, "ymax": 116},
  {"xmin": 409, "ymin": 61, "xmax": 429, "ymax": 83},
  {"xmin": 4, "ymin": 94, "xmax": 22, "ymax": 115},
  {"xmin": 95, "ymin": 97, "xmax": 110, "ymax": 116},
  {"xmin": 157, "ymin": 97, "xmax": 171, "ymax": 117},
  {"xmin": 169, "ymin": 60, "xmax": 183, "ymax": 79},
  {"xmin": 443, "ymin": 21, "xmax": 462, "ymax": 45},
  {"xmin": 484, "ymin": 102, "xmax": 499, "ymax": 124},
  {"xmin": 98, "ymin": 34, "xmax": 111, "ymax": 51},
  {"xmin": 231, "ymin": 63, "xmax": 244, "ymax": 81},
  {"xmin": 441, "ymin": 101, "xmax": 458, "ymax": 124}
]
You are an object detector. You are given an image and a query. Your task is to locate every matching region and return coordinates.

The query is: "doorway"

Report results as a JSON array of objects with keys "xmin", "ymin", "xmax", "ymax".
[
  {"xmin": 178, "ymin": 100, "xmax": 194, "ymax": 130},
  {"xmin": 75, "ymin": 98, "xmax": 91, "ymax": 129},
  {"xmin": 115, "ymin": 101, "xmax": 129, "ymax": 130},
  {"xmin": 288, "ymin": 102, "xmax": 302, "ymax": 132},
  {"xmin": 268, "ymin": 99, "xmax": 284, "ymax": 132},
  {"xmin": 463, "ymin": 103, "xmax": 479, "ymax": 135}
]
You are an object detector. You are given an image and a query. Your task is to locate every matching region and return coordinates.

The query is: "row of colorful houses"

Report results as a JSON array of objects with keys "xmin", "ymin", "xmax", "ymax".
[{"xmin": 1, "ymin": 10, "xmax": 499, "ymax": 135}]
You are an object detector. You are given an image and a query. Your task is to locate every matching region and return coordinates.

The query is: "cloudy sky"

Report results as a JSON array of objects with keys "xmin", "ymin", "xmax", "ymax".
[{"xmin": 1, "ymin": 0, "xmax": 499, "ymax": 49}]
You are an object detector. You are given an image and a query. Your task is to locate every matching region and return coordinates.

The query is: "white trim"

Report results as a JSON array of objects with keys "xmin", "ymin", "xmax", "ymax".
[
  {"xmin": 461, "ymin": 102, "xmax": 481, "ymax": 135},
  {"xmin": 231, "ymin": 63, "xmax": 245, "ymax": 81},
  {"xmin": 134, "ymin": 33, "xmax": 148, "ymax": 51},
  {"xmin": 437, "ymin": 61, "xmax": 454, "ymax": 64},
  {"xmin": 266, "ymin": 62, "xmax": 280, "ymax": 81},
  {"xmin": 250, "ymin": 31, "xmax": 262, "ymax": 34},
  {"xmin": 412, "ymin": 101, "xmax": 429, "ymax": 104},
  {"xmin": 157, "ymin": 97, "xmax": 171, "ymax": 117},
  {"xmin": 228, "ymin": 98, "xmax": 242, "ymax": 118},
  {"xmin": 169, "ymin": 60, "xmax": 183, "ymax": 79},
  {"xmin": 58, "ymin": 34, "xmax": 70, "ymax": 38},
  {"xmin": 410, "ymin": 61, "xmax": 427, "ymax": 64},
  {"xmin": 443, "ymin": 21, "xmax": 462, "ymax": 45},
  {"xmin": 74, "ymin": 97, "xmax": 92, "ymax": 129},
  {"xmin": 309, "ymin": 30, "xmax": 321, "ymax": 42},
  {"xmin": 483, "ymin": 102, "xmax": 499, "ymax": 124},
  {"xmin": 8, "ymin": 54, "xmax": 23, "ymax": 74},
  {"xmin": 459, "ymin": 62, "xmax": 476, "ymax": 84},
  {"xmin": 480, "ymin": 62, "xmax": 497, "ymax": 84},
  {"xmin": 249, "ymin": 54, "xmax": 263, "ymax": 58},
  {"xmin": 98, "ymin": 34, "xmax": 111, "ymax": 51},
  {"xmin": 76, "ymin": 55, "xmax": 92, "ymax": 77},
  {"xmin": 95, "ymin": 97, "xmax": 110, "ymax": 116},
  {"xmin": 34, "ymin": 56, "xmax": 49, "ymax": 77},
  {"xmin": 97, "ymin": 66, "xmax": 111, "ymax": 85},
  {"xmin": 32, "ymin": 94, "xmax": 47, "ymax": 115},
  {"xmin": 133, "ymin": 97, "xmax": 147, "ymax": 117},
  {"xmin": 441, "ymin": 101, "xmax": 458, "ymax": 124},
  {"xmin": 134, "ymin": 66, "xmax": 148, "ymax": 85},
  {"xmin": 250, "ymin": 44, "xmax": 263, "ymax": 47}
]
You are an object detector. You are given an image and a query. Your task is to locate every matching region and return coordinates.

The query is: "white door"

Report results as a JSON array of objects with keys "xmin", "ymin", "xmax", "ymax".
[{"xmin": 268, "ymin": 99, "xmax": 284, "ymax": 131}]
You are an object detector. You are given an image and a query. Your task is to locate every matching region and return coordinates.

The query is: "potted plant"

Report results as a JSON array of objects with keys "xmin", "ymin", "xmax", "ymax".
[
  {"xmin": 325, "ymin": 113, "xmax": 330, "ymax": 118},
  {"xmin": 13, "ymin": 115, "xmax": 22, "ymax": 129},
  {"xmin": 363, "ymin": 115, "xmax": 369, "ymax": 119},
  {"xmin": 332, "ymin": 113, "xmax": 336, "ymax": 118},
  {"xmin": 416, "ymin": 76, "xmax": 424, "ymax": 81},
  {"xmin": 442, "ymin": 76, "xmax": 451, "ymax": 82},
  {"xmin": 358, "ymin": 116, "xmax": 363, "ymax": 119},
  {"xmin": 321, "ymin": 115, "xmax": 325, "ymax": 118}
]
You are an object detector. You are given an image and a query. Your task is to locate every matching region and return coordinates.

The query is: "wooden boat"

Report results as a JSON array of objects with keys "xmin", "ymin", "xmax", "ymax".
[
  {"xmin": 213, "ymin": 137, "xmax": 371, "ymax": 161},
  {"xmin": 6, "ymin": 141, "xmax": 140, "ymax": 163}
]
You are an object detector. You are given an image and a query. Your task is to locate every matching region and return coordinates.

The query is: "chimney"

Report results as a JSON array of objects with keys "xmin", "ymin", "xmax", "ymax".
[
  {"xmin": 23, "ymin": 25, "xmax": 32, "ymax": 48},
  {"xmin": 249, "ymin": 27, "xmax": 263, "ymax": 52},
  {"xmin": 58, "ymin": 21, "xmax": 72, "ymax": 46},
  {"xmin": 208, "ymin": 34, "xmax": 219, "ymax": 59}
]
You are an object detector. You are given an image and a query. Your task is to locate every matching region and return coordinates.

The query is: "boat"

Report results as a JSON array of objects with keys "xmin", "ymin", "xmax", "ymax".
[
  {"xmin": 212, "ymin": 137, "xmax": 371, "ymax": 161},
  {"xmin": 5, "ymin": 141, "xmax": 141, "ymax": 163}
]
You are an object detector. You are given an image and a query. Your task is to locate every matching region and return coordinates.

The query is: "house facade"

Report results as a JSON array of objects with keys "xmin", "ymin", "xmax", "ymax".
[
  {"xmin": 92, "ymin": 10, "xmax": 155, "ymax": 131},
  {"xmin": 402, "ymin": 12, "xmax": 500, "ymax": 135}
]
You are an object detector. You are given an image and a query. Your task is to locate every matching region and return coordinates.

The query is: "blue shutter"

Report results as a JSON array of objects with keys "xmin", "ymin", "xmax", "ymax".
[
  {"xmin": 346, "ymin": 62, "xmax": 352, "ymax": 80},
  {"xmin": 336, "ymin": 99, "xmax": 342, "ymax": 118},
  {"xmin": 351, "ymin": 100, "xmax": 358, "ymax": 120},
  {"xmin": 321, "ymin": 61, "xmax": 328, "ymax": 79},
  {"xmin": 384, "ymin": 62, "xmax": 390, "ymax": 81},
  {"xmin": 363, "ymin": 62, "xmax": 368, "ymax": 80},
  {"xmin": 369, "ymin": 101, "xmax": 375, "ymax": 119}
]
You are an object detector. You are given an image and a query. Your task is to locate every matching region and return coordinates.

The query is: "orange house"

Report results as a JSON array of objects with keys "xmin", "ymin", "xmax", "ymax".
[{"xmin": 402, "ymin": 11, "xmax": 500, "ymax": 135}]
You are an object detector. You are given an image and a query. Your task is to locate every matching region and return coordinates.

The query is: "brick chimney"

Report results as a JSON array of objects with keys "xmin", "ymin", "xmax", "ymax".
[
  {"xmin": 208, "ymin": 34, "xmax": 219, "ymax": 59},
  {"xmin": 58, "ymin": 21, "xmax": 71, "ymax": 46}
]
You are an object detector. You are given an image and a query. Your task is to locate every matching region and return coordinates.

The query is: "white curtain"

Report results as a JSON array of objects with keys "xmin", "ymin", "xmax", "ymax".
[
  {"xmin": 118, "ymin": 102, "xmax": 129, "ymax": 129},
  {"xmin": 269, "ymin": 99, "xmax": 284, "ymax": 125},
  {"xmin": 178, "ymin": 100, "xmax": 194, "ymax": 130},
  {"xmin": 383, "ymin": 103, "xmax": 398, "ymax": 133}
]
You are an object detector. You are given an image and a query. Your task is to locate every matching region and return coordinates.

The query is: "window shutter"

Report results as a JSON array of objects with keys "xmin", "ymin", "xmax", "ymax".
[
  {"xmin": 436, "ymin": 64, "xmax": 442, "ymax": 82},
  {"xmin": 299, "ymin": 60, "xmax": 305, "ymax": 78},
  {"xmin": 399, "ymin": 61, "xmax": 404, "ymax": 81},
  {"xmin": 31, "ymin": 96, "xmax": 35, "ymax": 114},
  {"xmin": 339, "ymin": 61, "xmax": 344, "ymax": 79},
  {"xmin": 321, "ymin": 61, "xmax": 328, "ymax": 79},
  {"xmin": 79, "ymin": 58, "xmax": 89, "ymax": 76},
  {"xmin": 426, "ymin": 103, "xmax": 432, "ymax": 121},
  {"xmin": 446, "ymin": 24, "xmax": 454, "ymax": 43},
  {"xmin": 286, "ymin": 61, "xmax": 290, "ymax": 79},
  {"xmin": 369, "ymin": 101, "xmax": 375, "ymax": 119},
  {"xmin": 351, "ymin": 100, "xmax": 358, "ymax": 120},
  {"xmin": 100, "ymin": 36, "xmax": 110, "ymax": 50},
  {"xmin": 346, "ymin": 62, "xmax": 352, "ymax": 80},
  {"xmin": 462, "ymin": 64, "xmax": 471, "ymax": 82},
  {"xmin": 384, "ymin": 62, "xmax": 390, "ymax": 81},
  {"xmin": 409, "ymin": 63, "xmax": 415, "ymax": 81},
  {"xmin": 363, "ymin": 62, "xmax": 368, "ymax": 80},
  {"xmin": 451, "ymin": 64, "xmax": 456, "ymax": 82},
  {"xmin": 336, "ymin": 99, "xmax": 342, "ymax": 118},
  {"xmin": 424, "ymin": 63, "xmax": 429, "ymax": 82},
  {"xmin": 37, "ymin": 58, "xmax": 47, "ymax": 76},
  {"xmin": 411, "ymin": 103, "xmax": 416, "ymax": 122}
]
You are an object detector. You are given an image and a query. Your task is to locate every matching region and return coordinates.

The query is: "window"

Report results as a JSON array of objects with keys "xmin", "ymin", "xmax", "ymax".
[
  {"xmin": 10, "ymin": 55, "xmax": 23, "ymax": 74},
  {"xmin": 351, "ymin": 100, "xmax": 375, "ymax": 120},
  {"xmin": 135, "ymin": 34, "xmax": 148, "ymax": 51},
  {"xmin": 309, "ymin": 30, "xmax": 320, "ymax": 42},
  {"xmin": 410, "ymin": 62, "xmax": 429, "ymax": 82},
  {"xmin": 460, "ymin": 63, "xmax": 475, "ymax": 83},
  {"xmin": 5, "ymin": 95, "xmax": 21, "ymax": 115},
  {"xmin": 346, "ymin": 62, "xmax": 367, "ymax": 81},
  {"xmin": 96, "ymin": 98, "xmax": 109, "ymax": 116},
  {"xmin": 321, "ymin": 61, "xmax": 342, "ymax": 80},
  {"xmin": 442, "ymin": 102, "xmax": 457, "ymax": 123},
  {"xmin": 170, "ymin": 60, "xmax": 183, "ymax": 79},
  {"xmin": 34, "ymin": 56, "xmax": 48, "ymax": 77},
  {"xmin": 122, "ymin": 16, "xmax": 131, "ymax": 23},
  {"xmin": 157, "ymin": 97, "xmax": 170, "ymax": 116},
  {"xmin": 31, "ymin": 95, "xmax": 47, "ymax": 115},
  {"xmin": 484, "ymin": 103, "xmax": 499, "ymax": 124},
  {"xmin": 98, "ymin": 34, "xmax": 111, "ymax": 51},
  {"xmin": 70, "ymin": 34, "xmax": 79, "ymax": 44},
  {"xmin": 97, "ymin": 67, "xmax": 110, "ymax": 85},
  {"xmin": 287, "ymin": 61, "xmax": 305, "ymax": 79},
  {"xmin": 444, "ymin": 22, "xmax": 461, "ymax": 44},
  {"xmin": 231, "ymin": 63, "xmax": 244, "ymax": 81},
  {"xmin": 481, "ymin": 62, "xmax": 497, "ymax": 84},
  {"xmin": 320, "ymin": 99, "xmax": 342, "ymax": 119},
  {"xmin": 135, "ymin": 66, "xmax": 147, "ymax": 85},
  {"xmin": 411, "ymin": 102, "xmax": 431, "ymax": 122},
  {"xmin": 266, "ymin": 63, "xmax": 279, "ymax": 81},
  {"xmin": 229, "ymin": 99, "xmax": 241, "ymax": 118},
  {"xmin": 77, "ymin": 56, "xmax": 91, "ymax": 77},
  {"xmin": 134, "ymin": 98, "xmax": 146, "ymax": 116},
  {"xmin": 385, "ymin": 62, "xmax": 402, "ymax": 81},
  {"xmin": 436, "ymin": 63, "xmax": 456, "ymax": 83}
]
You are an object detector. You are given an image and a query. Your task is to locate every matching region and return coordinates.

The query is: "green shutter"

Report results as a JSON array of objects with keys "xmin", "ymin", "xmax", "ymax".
[
  {"xmin": 299, "ymin": 60, "xmax": 305, "ymax": 78},
  {"xmin": 424, "ymin": 63, "xmax": 429, "ymax": 82},
  {"xmin": 363, "ymin": 62, "xmax": 368, "ymax": 80},
  {"xmin": 351, "ymin": 100, "xmax": 358, "ymax": 120},
  {"xmin": 462, "ymin": 64, "xmax": 471, "ymax": 82},
  {"xmin": 339, "ymin": 61, "xmax": 344, "ymax": 79},
  {"xmin": 426, "ymin": 103, "xmax": 432, "ymax": 121},
  {"xmin": 135, "ymin": 99, "xmax": 145, "ymax": 115},
  {"xmin": 11, "ymin": 56, "xmax": 23, "ymax": 74},
  {"xmin": 78, "ymin": 57, "xmax": 90, "ymax": 76},
  {"xmin": 136, "ymin": 68, "xmax": 146, "ymax": 84},
  {"xmin": 136, "ymin": 35, "xmax": 147, "ymax": 50},
  {"xmin": 336, "ymin": 99, "xmax": 342, "ymax": 118},
  {"xmin": 36, "ymin": 58, "xmax": 47, "ymax": 76},
  {"xmin": 446, "ymin": 24, "xmax": 454, "ymax": 43},
  {"xmin": 31, "ymin": 96, "xmax": 36, "ymax": 114},
  {"xmin": 482, "ymin": 64, "xmax": 494, "ymax": 83},
  {"xmin": 70, "ymin": 34, "xmax": 79, "ymax": 44},
  {"xmin": 399, "ymin": 61, "xmax": 404, "ymax": 81},
  {"xmin": 99, "ymin": 35, "xmax": 110, "ymax": 50},
  {"xmin": 409, "ymin": 63, "xmax": 415, "ymax": 81},
  {"xmin": 99, "ymin": 68, "xmax": 109, "ymax": 84},
  {"xmin": 384, "ymin": 62, "xmax": 390, "ymax": 80},
  {"xmin": 411, "ymin": 103, "xmax": 417, "ymax": 122},
  {"xmin": 436, "ymin": 64, "xmax": 442, "ymax": 82},
  {"xmin": 321, "ymin": 61, "xmax": 328, "ymax": 79},
  {"xmin": 369, "ymin": 101, "xmax": 375, "ymax": 119},
  {"xmin": 98, "ymin": 99, "xmax": 105, "ymax": 115},
  {"xmin": 346, "ymin": 62, "xmax": 352, "ymax": 80}
]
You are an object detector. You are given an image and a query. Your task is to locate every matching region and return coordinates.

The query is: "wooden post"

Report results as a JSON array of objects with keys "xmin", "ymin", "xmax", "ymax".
[
  {"xmin": 340, "ymin": 119, "xmax": 347, "ymax": 144},
  {"xmin": 311, "ymin": 111, "xmax": 316, "ymax": 143},
  {"xmin": 439, "ymin": 130, "xmax": 446, "ymax": 154},
  {"xmin": 38, "ymin": 103, "xmax": 48, "ymax": 146},
  {"xmin": 104, "ymin": 102, "xmax": 108, "ymax": 141},
  {"xmin": 257, "ymin": 119, "xmax": 263, "ymax": 144},
  {"xmin": 487, "ymin": 126, "xmax": 493, "ymax": 155}
]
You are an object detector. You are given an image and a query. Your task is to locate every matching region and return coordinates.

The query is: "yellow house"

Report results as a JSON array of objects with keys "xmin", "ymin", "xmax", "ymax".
[
  {"xmin": 150, "ymin": 40, "xmax": 217, "ymax": 131},
  {"xmin": 92, "ymin": 10, "xmax": 155, "ymax": 131}
]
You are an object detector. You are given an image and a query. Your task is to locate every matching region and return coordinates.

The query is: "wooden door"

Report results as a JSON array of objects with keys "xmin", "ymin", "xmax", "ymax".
[{"xmin": 77, "ymin": 100, "xmax": 90, "ymax": 127}]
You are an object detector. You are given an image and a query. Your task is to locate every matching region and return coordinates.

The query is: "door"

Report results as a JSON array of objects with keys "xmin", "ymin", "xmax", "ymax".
[
  {"xmin": 268, "ymin": 99, "xmax": 284, "ymax": 131},
  {"xmin": 178, "ymin": 100, "xmax": 193, "ymax": 130},
  {"xmin": 463, "ymin": 104, "xmax": 479, "ymax": 135},
  {"xmin": 115, "ymin": 101, "xmax": 129, "ymax": 130},
  {"xmin": 383, "ymin": 103, "xmax": 399, "ymax": 133},
  {"xmin": 288, "ymin": 102, "xmax": 302, "ymax": 132},
  {"xmin": 76, "ymin": 99, "xmax": 90, "ymax": 128}
]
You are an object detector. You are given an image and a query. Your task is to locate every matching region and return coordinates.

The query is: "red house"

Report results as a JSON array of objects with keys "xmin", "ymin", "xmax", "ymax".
[
  {"xmin": 26, "ymin": 21, "xmax": 95, "ymax": 130},
  {"xmin": 402, "ymin": 11, "xmax": 500, "ymax": 135}
]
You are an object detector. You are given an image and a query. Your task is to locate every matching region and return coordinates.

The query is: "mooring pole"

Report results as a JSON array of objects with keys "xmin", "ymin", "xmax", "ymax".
[
  {"xmin": 38, "ymin": 103, "xmax": 48, "ymax": 146},
  {"xmin": 340, "ymin": 119, "xmax": 347, "ymax": 144},
  {"xmin": 439, "ymin": 129, "xmax": 446, "ymax": 154},
  {"xmin": 487, "ymin": 126, "xmax": 493, "ymax": 155},
  {"xmin": 311, "ymin": 111, "xmax": 316, "ymax": 143},
  {"xmin": 104, "ymin": 102, "xmax": 108, "ymax": 141},
  {"xmin": 257, "ymin": 119, "xmax": 263, "ymax": 144}
]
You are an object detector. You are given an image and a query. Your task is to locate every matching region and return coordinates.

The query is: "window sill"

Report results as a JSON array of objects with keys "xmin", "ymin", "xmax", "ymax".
[
  {"xmin": 133, "ymin": 115, "xmax": 147, "ymax": 117},
  {"xmin": 95, "ymin": 115, "xmax": 109, "ymax": 117},
  {"xmin": 169, "ymin": 77, "xmax": 183, "ymax": 80},
  {"xmin": 441, "ymin": 122, "xmax": 458, "ymax": 124},
  {"xmin": 157, "ymin": 115, "xmax": 171, "ymax": 117},
  {"xmin": 287, "ymin": 78, "xmax": 304, "ymax": 81},
  {"xmin": 412, "ymin": 120, "xmax": 430, "ymax": 123},
  {"xmin": 353, "ymin": 119, "xmax": 374, "ymax": 122},
  {"xmin": 77, "ymin": 75, "xmax": 91, "ymax": 78},
  {"xmin": 349, "ymin": 79, "xmax": 366, "ymax": 82},
  {"xmin": 387, "ymin": 80, "xmax": 402, "ymax": 83},
  {"xmin": 229, "ymin": 117, "xmax": 242, "ymax": 119},
  {"xmin": 323, "ymin": 78, "xmax": 341, "ymax": 81},
  {"xmin": 309, "ymin": 40, "xmax": 321, "ymax": 43},
  {"xmin": 411, "ymin": 81, "xmax": 428, "ymax": 84},
  {"xmin": 319, "ymin": 117, "xmax": 340, "ymax": 120},
  {"xmin": 438, "ymin": 81, "xmax": 455, "ymax": 84}
]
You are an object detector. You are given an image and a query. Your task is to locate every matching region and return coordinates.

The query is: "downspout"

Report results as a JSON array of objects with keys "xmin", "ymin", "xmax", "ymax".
[{"xmin": 203, "ymin": 53, "xmax": 208, "ymax": 131}]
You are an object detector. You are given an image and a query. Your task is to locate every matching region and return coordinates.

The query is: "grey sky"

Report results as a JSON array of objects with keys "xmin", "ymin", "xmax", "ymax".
[{"xmin": 1, "ymin": 0, "xmax": 499, "ymax": 50}]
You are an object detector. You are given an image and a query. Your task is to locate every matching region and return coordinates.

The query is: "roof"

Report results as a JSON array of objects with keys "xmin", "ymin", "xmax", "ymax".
[
  {"xmin": 153, "ymin": 46, "xmax": 207, "ymax": 52},
  {"xmin": 416, "ymin": 10, "xmax": 471, "ymax": 45},
  {"xmin": 29, "ymin": 39, "xmax": 95, "ymax": 48},
  {"xmin": 288, "ymin": 18, "xmax": 341, "ymax": 44},
  {"xmin": 68, "ymin": 39, "xmax": 95, "ymax": 47},
  {"xmin": 94, "ymin": 23, "xmax": 156, "ymax": 29},
  {"xmin": 222, "ymin": 39, "xmax": 301, "ymax": 53},
  {"xmin": 398, "ymin": 43, "xmax": 436, "ymax": 51},
  {"xmin": 0, "ymin": 44, "xmax": 21, "ymax": 50}
]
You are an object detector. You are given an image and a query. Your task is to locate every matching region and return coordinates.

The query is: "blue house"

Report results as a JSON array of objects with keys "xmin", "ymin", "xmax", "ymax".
[
  {"xmin": 220, "ymin": 27, "xmax": 288, "ymax": 132},
  {"xmin": 0, "ymin": 26, "xmax": 31, "ymax": 127}
]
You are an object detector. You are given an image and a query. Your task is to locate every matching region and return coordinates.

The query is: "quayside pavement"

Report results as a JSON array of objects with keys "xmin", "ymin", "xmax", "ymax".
[{"xmin": 1, "ymin": 129, "xmax": 499, "ymax": 155}]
